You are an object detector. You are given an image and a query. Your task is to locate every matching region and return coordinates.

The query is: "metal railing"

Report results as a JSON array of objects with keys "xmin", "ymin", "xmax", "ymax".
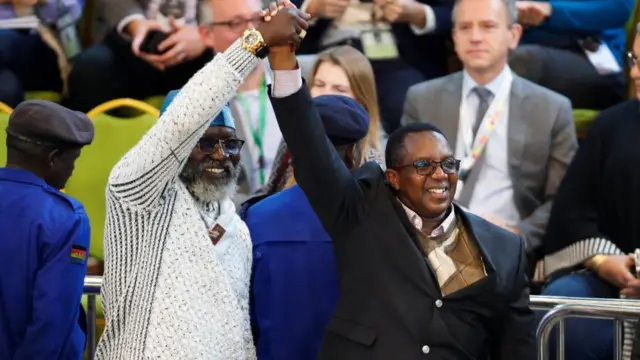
[
  {"xmin": 83, "ymin": 275, "xmax": 102, "ymax": 360},
  {"xmin": 81, "ymin": 277, "xmax": 640, "ymax": 360},
  {"xmin": 536, "ymin": 303, "xmax": 640, "ymax": 360}
]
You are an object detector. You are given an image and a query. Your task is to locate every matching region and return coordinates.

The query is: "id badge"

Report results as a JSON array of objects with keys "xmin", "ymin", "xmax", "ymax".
[
  {"xmin": 55, "ymin": 12, "xmax": 80, "ymax": 59},
  {"xmin": 360, "ymin": 28, "xmax": 399, "ymax": 60}
]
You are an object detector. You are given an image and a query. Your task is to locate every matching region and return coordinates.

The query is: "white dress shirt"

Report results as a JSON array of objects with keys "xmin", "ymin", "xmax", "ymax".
[{"xmin": 455, "ymin": 66, "xmax": 520, "ymax": 227}]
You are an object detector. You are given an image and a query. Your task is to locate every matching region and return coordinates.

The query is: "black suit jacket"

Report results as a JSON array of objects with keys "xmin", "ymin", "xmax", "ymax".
[
  {"xmin": 269, "ymin": 83, "xmax": 536, "ymax": 360},
  {"xmin": 292, "ymin": 0, "xmax": 454, "ymax": 80}
]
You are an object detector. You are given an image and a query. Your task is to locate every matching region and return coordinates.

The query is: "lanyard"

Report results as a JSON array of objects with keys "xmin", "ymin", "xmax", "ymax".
[
  {"xmin": 236, "ymin": 76, "xmax": 268, "ymax": 186},
  {"xmin": 458, "ymin": 70, "xmax": 513, "ymax": 181}
]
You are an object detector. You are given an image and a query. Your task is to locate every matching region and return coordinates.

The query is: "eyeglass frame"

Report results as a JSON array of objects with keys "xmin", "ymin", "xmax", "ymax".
[
  {"xmin": 196, "ymin": 138, "xmax": 245, "ymax": 156},
  {"xmin": 203, "ymin": 13, "xmax": 263, "ymax": 32},
  {"xmin": 627, "ymin": 51, "xmax": 638, "ymax": 70},
  {"xmin": 391, "ymin": 158, "xmax": 461, "ymax": 177}
]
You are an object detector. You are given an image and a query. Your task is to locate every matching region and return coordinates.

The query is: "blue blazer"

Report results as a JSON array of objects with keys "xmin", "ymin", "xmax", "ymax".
[
  {"xmin": 243, "ymin": 185, "xmax": 339, "ymax": 360},
  {"xmin": 521, "ymin": 0, "xmax": 634, "ymax": 66}
]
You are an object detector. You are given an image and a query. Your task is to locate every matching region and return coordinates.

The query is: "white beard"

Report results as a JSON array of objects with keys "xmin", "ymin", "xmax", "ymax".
[{"xmin": 185, "ymin": 176, "xmax": 238, "ymax": 204}]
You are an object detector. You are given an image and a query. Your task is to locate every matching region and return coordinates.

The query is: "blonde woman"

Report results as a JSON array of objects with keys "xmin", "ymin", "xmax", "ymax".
[{"xmin": 264, "ymin": 45, "xmax": 386, "ymax": 193}]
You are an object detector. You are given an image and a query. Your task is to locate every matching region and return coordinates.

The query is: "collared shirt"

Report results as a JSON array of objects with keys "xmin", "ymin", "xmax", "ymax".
[
  {"xmin": 456, "ymin": 65, "xmax": 520, "ymax": 227},
  {"xmin": 0, "ymin": 167, "xmax": 90, "ymax": 360},
  {"xmin": 399, "ymin": 201, "xmax": 456, "ymax": 237}
]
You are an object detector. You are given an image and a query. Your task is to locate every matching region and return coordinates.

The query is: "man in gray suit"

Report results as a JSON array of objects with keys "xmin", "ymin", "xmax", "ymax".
[
  {"xmin": 67, "ymin": 0, "xmax": 213, "ymax": 112},
  {"xmin": 401, "ymin": 0, "xmax": 577, "ymax": 266}
]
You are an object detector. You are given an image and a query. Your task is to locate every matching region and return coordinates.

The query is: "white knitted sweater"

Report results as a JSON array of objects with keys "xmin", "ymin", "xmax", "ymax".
[{"xmin": 96, "ymin": 40, "xmax": 259, "ymax": 360}]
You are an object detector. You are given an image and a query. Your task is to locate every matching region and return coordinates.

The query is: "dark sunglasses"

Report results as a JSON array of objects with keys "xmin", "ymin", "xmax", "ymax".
[
  {"xmin": 197, "ymin": 138, "xmax": 245, "ymax": 156},
  {"xmin": 392, "ymin": 158, "xmax": 461, "ymax": 176}
]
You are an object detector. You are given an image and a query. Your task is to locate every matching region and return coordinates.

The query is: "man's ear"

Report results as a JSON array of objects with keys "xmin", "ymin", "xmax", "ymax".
[
  {"xmin": 47, "ymin": 148, "xmax": 60, "ymax": 167},
  {"xmin": 198, "ymin": 25, "xmax": 216, "ymax": 48},
  {"xmin": 385, "ymin": 168, "xmax": 400, "ymax": 190}
]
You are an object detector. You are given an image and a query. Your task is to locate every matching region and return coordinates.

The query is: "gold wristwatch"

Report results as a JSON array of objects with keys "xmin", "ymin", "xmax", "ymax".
[
  {"xmin": 588, "ymin": 254, "xmax": 608, "ymax": 271},
  {"xmin": 241, "ymin": 28, "xmax": 268, "ymax": 59}
]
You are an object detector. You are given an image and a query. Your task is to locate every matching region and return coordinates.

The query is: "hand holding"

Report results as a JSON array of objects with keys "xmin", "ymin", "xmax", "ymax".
[
  {"xmin": 517, "ymin": 1, "xmax": 551, "ymax": 27},
  {"xmin": 257, "ymin": 1, "xmax": 310, "ymax": 50},
  {"xmin": 130, "ymin": 19, "xmax": 168, "ymax": 70},
  {"xmin": 594, "ymin": 254, "xmax": 635, "ymax": 289},
  {"xmin": 309, "ymin": 0, "xmax": 350, "ymax": 19},
  {"xmin": 156, "ymin": 17, "xmax": 207, "ymax": 68}
]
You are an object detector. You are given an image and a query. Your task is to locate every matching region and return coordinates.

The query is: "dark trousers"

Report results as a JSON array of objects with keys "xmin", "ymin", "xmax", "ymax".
[
  {"xmin": 0, "ymin": 30, "xmax": 62, "ymax": 107},
  {"xmin": 510, "ymin": 45, "xmax": 627, "ymax": 110},
  {"xmin": 374, "ymin": 64, "xmax": 427, "ymax": 134},
  {"xmin": 539, "ymin": 272, "xmax": 619, "ymax": 360},
  {"xmin": 66, "ymin": 31, "xmax": 214, "ymax": 112}
]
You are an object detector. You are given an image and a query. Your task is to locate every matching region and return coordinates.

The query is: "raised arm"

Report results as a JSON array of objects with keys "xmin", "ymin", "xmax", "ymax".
[
  {"xmin": 268, "ymin": 49, "xmax": 365, "ymax": 233},
  {"xmin": 107, "ymin": 40, "xmax": 258, "ymax": 209}
]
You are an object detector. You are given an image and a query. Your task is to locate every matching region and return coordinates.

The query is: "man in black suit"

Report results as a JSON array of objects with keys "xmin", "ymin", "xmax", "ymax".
[{"xmin": 266, "ymin": 33, "xmax": 535, "ymax": 360}]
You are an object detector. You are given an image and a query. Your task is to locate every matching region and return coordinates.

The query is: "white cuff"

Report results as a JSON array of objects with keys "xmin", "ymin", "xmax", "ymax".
[
  {"xmin": 271, "ymin": 69, "xmax": 303, "ymax": 98},
  {"xmin": 117, "ymin": 14, "xmax": 145, "ymax": 38},
  {"xmin": 410, "ymin": 4, "xmax": 436, "ymax": 35}
]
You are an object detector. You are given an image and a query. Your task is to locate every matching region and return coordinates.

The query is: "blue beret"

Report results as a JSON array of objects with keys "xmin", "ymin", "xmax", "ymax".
[
  {"xmin": 159, "ymin": 89, "xmax": 235, "ymax": 129},
  {"xmin": 314, "ymin": 95, "xmax": 370, "ymax": 146}
]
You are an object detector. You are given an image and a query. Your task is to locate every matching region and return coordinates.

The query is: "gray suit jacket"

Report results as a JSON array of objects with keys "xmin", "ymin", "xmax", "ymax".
[{"xmin": 401, "ymin": 72, "xmax": 577, "ymax": 254}]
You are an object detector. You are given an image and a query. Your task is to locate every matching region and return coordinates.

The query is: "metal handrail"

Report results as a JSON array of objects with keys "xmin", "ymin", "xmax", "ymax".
[
  {"xmin": 537, "ymin": 303, "xmax": 640, "ymax": 360},
  {"xmin": 83, "ymin": 276, "xmax": 102, "ymax": 360},
  {"xmin": 80, "ymin": 277, "xmax": 640, "ymax": 360},
  {"xmin": 530, "ymin": 295, "xmax": 640, "ymax": 310}
]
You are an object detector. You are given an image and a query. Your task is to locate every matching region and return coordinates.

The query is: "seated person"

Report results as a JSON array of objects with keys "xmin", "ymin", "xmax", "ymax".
[
  {"xmin": 263, "ymin": 45, "xmax": 386, "ymax": 194},
  {"xmin": 67, "ymin": 0, "xmax": 213, "ymax": 112},
  {"xmin": 241, "ymin": 95, "xmax": 370, "ymax": 360},
  {"xmin": 291, "ymin": 0, "xmax": 455, "ymax": 133},
  {"xmin": 538, "ymin": 25, "xmax": 640, "ymax": 360},
  {"xmin": 509, "ymin": 0, "xmax": 633, "ymax": 110},
  {"xmin": 0, "ymin": 0, "xmax": 83, "ymax": 107}
]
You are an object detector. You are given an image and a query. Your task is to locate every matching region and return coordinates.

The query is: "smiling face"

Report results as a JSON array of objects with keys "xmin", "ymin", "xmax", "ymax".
[
  {"xmin": 179, "ymin": 126, "xmax": 242, "ymax": 203},
  {"xmin": 386, "ymin": 131, "xmax": 458, "ymax": 221}
]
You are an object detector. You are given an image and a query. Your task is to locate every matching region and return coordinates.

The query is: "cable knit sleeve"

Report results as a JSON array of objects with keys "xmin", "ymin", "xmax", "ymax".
[{"xmin": 107, "ymin": 39, "xmax": 259, "ymax": 209}]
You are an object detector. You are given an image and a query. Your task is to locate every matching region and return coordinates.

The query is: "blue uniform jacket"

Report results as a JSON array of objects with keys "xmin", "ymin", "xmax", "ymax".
[
  {"xmin": 243, "ymin": 185, "xmax": 339, "ymax": 360},
  {"xmin": 0, "ymin": 168, "xmax": 90, "ymax": 360}
]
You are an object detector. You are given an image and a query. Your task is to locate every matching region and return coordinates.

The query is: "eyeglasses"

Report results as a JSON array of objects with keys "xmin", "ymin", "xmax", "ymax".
[
  {"xmin": 205, "ymin": 14, "xmax": 262, "ymax": 32},
  {"xmin": 392, "ymin": 158, "xmax": 461, "ymax": 176},
  {"xmin": 627, "ymin": 51, "xmax": 638, "ymax": 70},
  {"xmin": 197, "ymin": 138, "xmax": 245, "ymax": 156}
]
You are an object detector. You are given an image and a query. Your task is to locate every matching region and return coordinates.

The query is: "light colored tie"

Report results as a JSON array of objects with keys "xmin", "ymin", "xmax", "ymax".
[{"xmin": 472, "ymin": 87, "xmax": 493, "ymax": 138}]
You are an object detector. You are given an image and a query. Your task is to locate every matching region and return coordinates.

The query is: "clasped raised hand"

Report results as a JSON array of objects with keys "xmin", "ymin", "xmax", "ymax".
[{"xmin": 256, "ymin": 0, "xmax": 311, "ymax": 50}]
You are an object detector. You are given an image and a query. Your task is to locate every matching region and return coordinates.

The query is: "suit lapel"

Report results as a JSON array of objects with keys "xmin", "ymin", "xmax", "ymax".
[
  {"xmin": 388, "ymin": 192, "xmax": 442, "ymax": 299},
  {"xmin": 507, "ymin": 76, "xmax": 527, "ymax": 172},
  {"xmin": 438, "ymin": 73, "xmax": 463, "ymax": 150}
]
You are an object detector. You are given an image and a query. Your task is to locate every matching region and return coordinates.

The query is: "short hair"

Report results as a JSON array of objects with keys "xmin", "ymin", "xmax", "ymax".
[
  {"xmin": 385, "ymin": 123, "xmax": 447, "ymax": 169},
  {"xmin": 452, "ymin": 0, "xmax": 518, "ymax": 25}
]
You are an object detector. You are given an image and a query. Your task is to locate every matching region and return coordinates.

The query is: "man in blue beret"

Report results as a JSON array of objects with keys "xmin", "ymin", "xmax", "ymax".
[
  {"xmin": 240, "ymin": 94, "xmax": 370, "ymax": 360},
  {"xmin": 97, "ymin": 5, "xmax": 311, "ymax": 359}
]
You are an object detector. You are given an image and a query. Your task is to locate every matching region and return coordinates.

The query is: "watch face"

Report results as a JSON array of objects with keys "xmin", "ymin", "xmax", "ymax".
[{"xmin": 245, "ymin": 32, "xmax": 259, "ymax": 46}]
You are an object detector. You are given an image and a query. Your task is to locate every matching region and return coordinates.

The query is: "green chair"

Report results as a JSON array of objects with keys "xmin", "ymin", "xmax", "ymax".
[
  {"xmin": 64, "ymin": 98, "xmax": 159, "ymax": 262},
  {"xmin": 144, "ymin": 95, "xmax": 166, "ymax": 110},
  {"xmin": 0, "ymin": 102, "xmax": 12, "ymax": 163},
  {"xmin": 25, "ymin": 91, "xmax": 62, "ymax": 103}
]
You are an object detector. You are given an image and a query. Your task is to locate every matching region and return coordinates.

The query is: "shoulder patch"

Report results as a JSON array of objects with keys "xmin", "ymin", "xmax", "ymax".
[{"xmin": 70, "ymin": 244, "xmax": 87, "ymax": 264}]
